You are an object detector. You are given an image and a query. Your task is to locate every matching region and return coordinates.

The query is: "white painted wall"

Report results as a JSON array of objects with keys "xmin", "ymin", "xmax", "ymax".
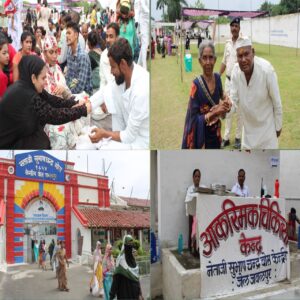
[
  {"xmin": 158, "ymin": 150, "xmax": 280, "ymax": 248},
  {"xmin": 214, "ymin": 13, "xmax": 300, "ymax": 48},
  {"xmin": 78, "ymin": 188, "xmax": 98, "ymax": 204},
  {"xmin": 280, "ymin": 151, "xmax": 300, "ymax": 199},
  {"xmin": 77, "ymin": 176, "xmax": 98, "ymax": 187},
  {"xmin": 280, "ymin": 151, "xmax": 300, "ymax": 222},
  {"xmin": 71, "ymin": 211, "xmax": 91, "ymax": 263}
]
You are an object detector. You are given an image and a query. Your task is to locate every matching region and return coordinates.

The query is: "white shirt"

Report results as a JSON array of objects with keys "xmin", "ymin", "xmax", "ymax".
[
  {"xmin": 230, "ymin": 56, "xmax": 282, "ymax": 149},
  {"xmin": 91, "ymin": 63, "xmax": 149, "ymax": 149},
  {"xmin": 99, "ymin": 48, "xmax": 115, "ymax": 113},
  {"xmin": 185, "ymin": 185, "xmax": 197, "ymax": 217},
  {"xmin": 222, "ymin": 36, "xmax": 243, "ymax": 77},
  {"xmin": 99, "ymin": 48, "xmax": 113, "ymax": 87},
  {"xmin": 134, "ymin": 0, "xmax": 149, "ymax": 25},
  {"xmin": 185, "ymin": 184, "xmax": 207, "ymax": 216},
  {"xmin": 231, "ymin": 183, "xmax": 249, "ymax": 197}
]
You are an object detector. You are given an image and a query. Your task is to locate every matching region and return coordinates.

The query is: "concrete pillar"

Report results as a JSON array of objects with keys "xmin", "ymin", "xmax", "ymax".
[{"xmin": 139, "ymin": 229, "xmax": 143, "ymax": 249}]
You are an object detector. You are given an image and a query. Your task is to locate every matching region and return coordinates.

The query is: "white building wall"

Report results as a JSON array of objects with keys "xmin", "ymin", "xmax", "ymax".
[
  {"xmin": 280, "ymin": 151, "xmax": 300, "ymax": 220},
  {"xmin": 78, "ymin": 188, "xmax": 98, "ymax": 204},
  {"xmin": 158, "ymin": 150, "xmax": 280, "ymax": 249},
  {"xmin": 71, "ymin": 211, "xmax": 91, "ymax": 264},
  {"xmin": 215, "ymin": 13, "xmax": 300, "ymax": 48},
  {"xmin": 77, "ymin": 176, "xmax": 98, "ymax": 187}
]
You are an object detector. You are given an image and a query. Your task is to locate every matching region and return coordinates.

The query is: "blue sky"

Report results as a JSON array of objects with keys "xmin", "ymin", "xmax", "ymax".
[{"xmin": 151, "ymin": 0, "xmax": 280, "ymax": 20}]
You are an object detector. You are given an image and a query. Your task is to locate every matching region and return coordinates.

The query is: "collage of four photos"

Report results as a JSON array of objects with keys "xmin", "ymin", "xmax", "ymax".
[{"xmin": 0, "ymin": 0, "xmax": 300, "ymax": 299}]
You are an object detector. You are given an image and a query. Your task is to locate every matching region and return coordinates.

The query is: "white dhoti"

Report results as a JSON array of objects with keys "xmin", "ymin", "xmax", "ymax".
[
  {"xmin": 137, "ymin": 19, "xmax": 149, "ymax": 69},
  {"xmin": 224, "ymin": 77, "xmax": 242, "ymax": 141}
]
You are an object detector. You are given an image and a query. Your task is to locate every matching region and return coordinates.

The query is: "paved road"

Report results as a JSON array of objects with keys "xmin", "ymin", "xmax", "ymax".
[{"xmin": 0, "ymin": 262, "xmax": 150, "ymax": 300}]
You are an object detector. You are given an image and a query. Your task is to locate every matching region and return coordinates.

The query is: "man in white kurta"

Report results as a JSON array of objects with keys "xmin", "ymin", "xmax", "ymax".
[
  {"xmin": 7, "ymin": 0, "xmax": 22, "ymax": 51},
  {"xmin": 91, "ymin": 22, "xmax": 119, "ymax": 121},
  {"xmin": 220, "ymin": 18, "xmax": 243, "ymax": 149},
  {"xmin": 90, "ymin": 38, "xmax": 149, "ymax": 149},
  {"xmin": 135, "ymin": 0, "xmax": 149, "ymax": 70},
  {"xmin": 230, "ymin": 37, "xmax": 282, "ymax": 149}
]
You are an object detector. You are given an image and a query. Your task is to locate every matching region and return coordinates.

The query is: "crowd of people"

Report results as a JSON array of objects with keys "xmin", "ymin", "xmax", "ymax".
[
  {"xmin": 31, "ymin": 235, "xmax": 144, "ymax": 299},
  {"xmin": 0, "ymin": 0, "xmax": 150, "ymax": 150},
  {"xmin": 181, "ymin": 17, "xmax": 283, "ymax": 150},
  {"xmin": 89, "ymin": 236, "xmax": 144, "ymax": 300},
  {"xmin": 31, "ymin": 239, "xmax": 69, "ymax": 290}
]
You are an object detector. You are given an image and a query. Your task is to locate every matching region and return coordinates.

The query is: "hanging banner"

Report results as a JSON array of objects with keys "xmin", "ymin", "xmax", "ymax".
[
  {"xmin": 15, "ymin": 151, "xmax": 65, "ymax": 183},
  {"xmin": 197, "ymin": 195, "xmax": 289, "ymax": 298}
]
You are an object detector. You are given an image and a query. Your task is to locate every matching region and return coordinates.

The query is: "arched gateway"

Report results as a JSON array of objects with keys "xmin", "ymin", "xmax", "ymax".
[{"xmin": 23, "ymin": 198, "xmax": 57, "ymax": 263}]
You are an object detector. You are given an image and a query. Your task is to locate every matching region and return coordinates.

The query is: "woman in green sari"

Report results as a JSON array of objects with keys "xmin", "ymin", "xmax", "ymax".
[{"xmin": 116, "ymin": 0, "xmax": 136, "ymax": 55}]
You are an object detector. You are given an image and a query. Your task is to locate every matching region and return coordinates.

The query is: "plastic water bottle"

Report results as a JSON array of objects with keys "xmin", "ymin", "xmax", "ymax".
[
  {"xmin": 150, "ymin": 230, "xmax": 157, "ymax": 263},
  {"xmin": 157, "ymin": 237, "xmax": 160, "ymax": 260},
  {"xmin": 275, "ymin": 179, "xmax": 280, "ymax": 198},
  {"xmin": 178, "ymin": 233, "xmax": 183, "ymax": 255}
]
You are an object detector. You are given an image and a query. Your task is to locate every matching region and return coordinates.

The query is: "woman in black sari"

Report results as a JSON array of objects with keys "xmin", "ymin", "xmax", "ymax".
[{"xmin": 0, "ymin": 55, "xmax": 91, "ymax": 149}]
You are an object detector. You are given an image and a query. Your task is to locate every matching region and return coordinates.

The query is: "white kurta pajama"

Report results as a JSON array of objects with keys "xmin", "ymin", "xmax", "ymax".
[
  {"xmin": 91, "ymin": 63, "xmax": 149, "ymax": 149},
  {"xmin": 222, "ymin": 37, "xmax": 243, "ymax": 141},
  {"xmin": 7, "ymin": 0, "xmax": 22, "ymax": 51},
  {"xmin": 230, "ymin": 56, "xmax": 282, "ymax": 149},
  {"xmin": 98, "ymin": 48, "xmax": 116, "ymax": 114},
  {"xmin": 135, "ymin": 0, "xmax": 149, "ymax": 70}
]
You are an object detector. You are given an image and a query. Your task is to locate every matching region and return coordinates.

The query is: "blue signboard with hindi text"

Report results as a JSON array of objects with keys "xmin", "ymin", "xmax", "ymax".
[{"xmin": 15, "ymin": 151, "xmax": 65, "ymax": 182}]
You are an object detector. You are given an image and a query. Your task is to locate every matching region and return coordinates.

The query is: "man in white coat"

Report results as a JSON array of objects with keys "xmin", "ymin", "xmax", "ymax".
[{"xmin": 229, "ymin": 36, "xmax": 282, "ymax": 149}]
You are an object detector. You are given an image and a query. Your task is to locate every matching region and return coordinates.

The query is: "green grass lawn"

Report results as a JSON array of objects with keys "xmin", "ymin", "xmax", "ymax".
[{"xmin": 150, "ymin": 42, "xmax": 300, "ymax": 149}]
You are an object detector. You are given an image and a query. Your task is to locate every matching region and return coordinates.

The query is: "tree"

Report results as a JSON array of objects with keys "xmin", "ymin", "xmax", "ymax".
[
  {"xmin": 260, "ymin": 0, "xmax": 300, "ymax": 16},
  {"xmin": 156, "ymin": 0, "xmax": 168, "ymax": 21},
  {"xmin": 195, "ymin": 0, "xmax": 205, "ymax": 9},
  {"xmin": 260, "ymin": 1, "xmax": 274, "ymax": 12},
  {"xmin": 280, "ymin": 0, "xmax": 300, "ymax": 14},
  {"xmin": 166, "ymin": 0, "xmax": 188, "ymax": 22},
  {"xmin": 271, "ymin": 4, "xmax": 284, "ymax": 16}
]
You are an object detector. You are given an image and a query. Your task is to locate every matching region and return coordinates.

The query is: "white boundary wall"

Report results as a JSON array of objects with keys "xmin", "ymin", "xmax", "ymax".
[{"xmin": 214, "ymin": 13, "xmax": 300, "ymax": 48}]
